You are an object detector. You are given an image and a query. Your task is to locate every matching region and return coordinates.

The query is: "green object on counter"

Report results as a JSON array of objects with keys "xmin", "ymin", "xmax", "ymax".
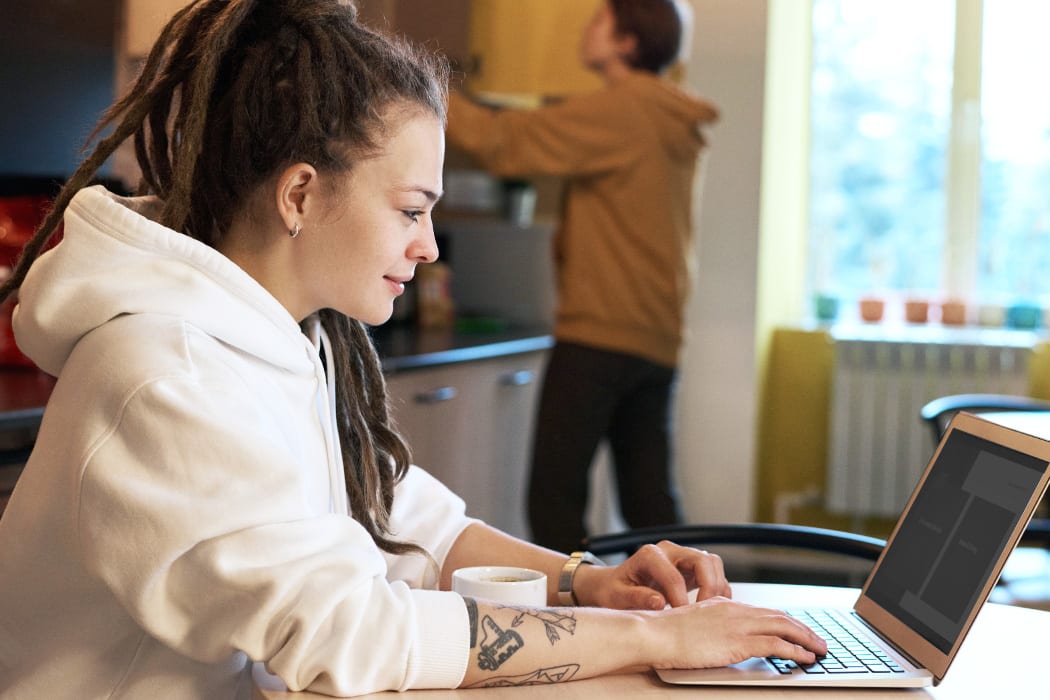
[{"xmin": 455, "ymin": 315, "xmax": 509, "ymax": 334}]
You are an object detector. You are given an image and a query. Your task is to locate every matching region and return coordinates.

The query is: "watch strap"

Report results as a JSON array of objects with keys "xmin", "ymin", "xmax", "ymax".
[{"xmin": 557, "ymin": 550, "xmax": 603, "ymax": 606}]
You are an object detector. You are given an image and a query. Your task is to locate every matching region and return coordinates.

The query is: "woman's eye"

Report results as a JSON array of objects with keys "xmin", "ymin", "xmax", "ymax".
[{"xmin": 403, "ymin": 209, "xmax": 424, "ymax": 223}]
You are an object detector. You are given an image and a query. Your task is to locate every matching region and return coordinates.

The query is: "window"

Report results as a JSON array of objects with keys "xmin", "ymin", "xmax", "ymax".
[
  {"xmin": 978, "ymin": 1, "xmax": 1050, "ymax": 301},
  {"xmin": 807, "ymin": 0, "xmax": 1050, "ymax": 322}
]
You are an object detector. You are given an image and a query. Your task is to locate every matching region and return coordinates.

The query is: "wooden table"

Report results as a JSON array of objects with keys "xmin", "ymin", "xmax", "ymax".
[{"xmin": 253, "ymin": 582, "xmax": 1049, "ymax": 699}]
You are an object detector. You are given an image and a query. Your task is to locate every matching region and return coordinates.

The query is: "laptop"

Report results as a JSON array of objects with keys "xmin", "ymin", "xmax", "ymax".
[{"xmin": 658, "ymin": 411, "xmax": 1050, "ymax": 688}]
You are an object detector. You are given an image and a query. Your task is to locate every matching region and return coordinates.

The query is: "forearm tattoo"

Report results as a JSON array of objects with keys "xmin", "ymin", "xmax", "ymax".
[
  {"xmin": 477, "ymin": 613, "xmax": 524, "ymax": 670},
  {"xmin": 460, "ymin": 598, "xmax": 580, "ymax": 685},
  {"xmin": 464, "ymin": 664, "xmax": 581, "ymax": 688},
  {"xmin": 464, "ymin": 597, "xmax": 479, "ymax": 647},
  {"xmin": 518, "ymin": 607, "xmax": 577, "ymax": 645}
]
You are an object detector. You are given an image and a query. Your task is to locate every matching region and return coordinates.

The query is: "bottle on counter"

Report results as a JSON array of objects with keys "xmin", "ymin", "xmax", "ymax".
[{"xmin": 415, "ymin": 261, "xmax": 455, "ymax": 329}]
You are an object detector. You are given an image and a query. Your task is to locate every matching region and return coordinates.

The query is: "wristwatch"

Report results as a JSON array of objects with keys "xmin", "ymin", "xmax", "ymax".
[{"xmin": 557, "ymin": 550, "xmax": 604, "ymax": 606}]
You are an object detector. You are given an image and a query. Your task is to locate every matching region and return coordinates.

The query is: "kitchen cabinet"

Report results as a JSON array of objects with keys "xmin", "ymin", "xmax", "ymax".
[
  {"xmin": 361, "ymin": 0, "xmax": 603, "ymax": 103},
  {"xmin": 385, "ymin": 350, "xmax": 546, "ymax": 539},
  {"xmin": 466, "ymin": 0, "xmax": 603, "ymax": 101},
  {"xmin": 366, "ymin": 0, "xmax": 472, "ymax": 76},
  {"xmin": 124, "ymin": 1, "xmax": 604, "ymax": 99}
]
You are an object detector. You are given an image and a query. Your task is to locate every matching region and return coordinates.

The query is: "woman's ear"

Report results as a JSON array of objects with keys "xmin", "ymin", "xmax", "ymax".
[
  {"xmin": 614, "ymin": 32, "xmax": 638, "ymax": 67},
  {"xmin": 274, "ymin": 162, "xmax": 318, "ymax": 235}
]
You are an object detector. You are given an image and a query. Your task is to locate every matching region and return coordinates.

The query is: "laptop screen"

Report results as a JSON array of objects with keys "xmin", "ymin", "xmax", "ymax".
[{"xmin": 864, "ymin": 428, "xmax": 1047, "ymax": 653}]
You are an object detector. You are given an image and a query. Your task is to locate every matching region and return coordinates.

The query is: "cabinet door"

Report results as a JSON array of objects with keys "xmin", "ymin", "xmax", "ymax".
[
  {"xmin": 467, "ymin": 0, "xmax": 604, "ymax": 99},
  {"xmin": 471, "ymin": 352, "xmax": 546, "ymax": 539},
  {"xmin": 386, "ymin": 361, "xmax": 480, "ymax": 508},
  {"xmin": 385, "ymin": 351, "xmax": 546, "ymax": 539}
]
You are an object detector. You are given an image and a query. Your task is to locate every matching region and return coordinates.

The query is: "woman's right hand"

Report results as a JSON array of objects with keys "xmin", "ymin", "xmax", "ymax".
[
  {"xmin": 457, "ymin": 593, "xmax": 826, "ymax": 688},
  {"xmin": 646, "ymin": 596, "xmax": 827, "ymax": 670}
]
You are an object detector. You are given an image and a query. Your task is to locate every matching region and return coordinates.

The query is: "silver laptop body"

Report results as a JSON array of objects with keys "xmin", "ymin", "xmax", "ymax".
[{"xmin": 658, "ymin": 412, "xmax": 1050, "ymax": 688}]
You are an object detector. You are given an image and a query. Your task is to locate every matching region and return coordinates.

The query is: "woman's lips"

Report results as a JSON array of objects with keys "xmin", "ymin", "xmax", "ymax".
[{"xmin": 386, "ymin": 276, "xmax": 408, "ymax": 296}]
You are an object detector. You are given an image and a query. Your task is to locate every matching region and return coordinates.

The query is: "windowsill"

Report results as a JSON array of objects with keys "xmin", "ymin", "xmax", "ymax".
[{"xmin": 801, "ymin": 320, "xmax": 1046, "ymax": 348}]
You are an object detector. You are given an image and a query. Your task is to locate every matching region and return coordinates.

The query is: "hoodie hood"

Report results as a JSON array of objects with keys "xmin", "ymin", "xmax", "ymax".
[
  {"xmin": 623, "ymin": 70, "xmax": 720, "ymax": 162},
  {"xmin": 13, "ymin": 186, "xmax": 314, "ymax": 377}
]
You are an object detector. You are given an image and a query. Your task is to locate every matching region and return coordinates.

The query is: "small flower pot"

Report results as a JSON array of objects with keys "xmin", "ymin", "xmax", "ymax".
[
  {"xmin": 859, "ymin": 297, "xmax": 885, "ymax": 323},
  {"xmin": 905, "ymin": 299, "xmax": 930, "ymax": 324},
  {"xmin": 813, "ymin": 293, "xmax": 839, "ymax": 322},
  {"xmin": 1006, "ymin": 303, "xmax": 1041, "ymax": 330},
  {"xmin": 940, "ymin": 299, "xmax": 968, "ymax": 326},
  {"xmin": 977, "ymin": 304, "xmax": 1005, "ymax": 327}
]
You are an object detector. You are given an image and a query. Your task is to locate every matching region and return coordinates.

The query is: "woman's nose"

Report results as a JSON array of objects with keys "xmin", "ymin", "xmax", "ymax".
[{"xmin": 411, "ymin": 222, "xmax": 439, "ymax": 263}]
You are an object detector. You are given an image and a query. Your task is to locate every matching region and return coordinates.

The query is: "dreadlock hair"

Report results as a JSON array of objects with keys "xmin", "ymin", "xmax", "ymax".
[{"xmin": 0, "ymin": 0, "xmax": 450, "ymax": 557}]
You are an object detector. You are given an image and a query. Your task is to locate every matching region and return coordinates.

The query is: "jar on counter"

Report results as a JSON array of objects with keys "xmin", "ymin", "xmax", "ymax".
[{"xmin": 415, "ymin": 261, "xmax": 455, "ymax": 329}]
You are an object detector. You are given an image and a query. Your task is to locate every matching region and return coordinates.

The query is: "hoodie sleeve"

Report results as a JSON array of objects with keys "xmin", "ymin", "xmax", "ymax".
[
  {"xmin": 382, "ymin": 466, "xmax": 480, "ymax": 589},
  {"xmin": 447, "ymin": 89, "xmax": 641, "ymax": 178},
  {"xmin": 74, "ymin": 371, "xmax": 470, "ymax": 696}
]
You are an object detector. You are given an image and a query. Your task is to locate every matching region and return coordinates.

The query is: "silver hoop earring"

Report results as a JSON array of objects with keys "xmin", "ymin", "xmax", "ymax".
[{"xmin": 289, "ymin": 223, "xmax": 301, "ymax": 239}]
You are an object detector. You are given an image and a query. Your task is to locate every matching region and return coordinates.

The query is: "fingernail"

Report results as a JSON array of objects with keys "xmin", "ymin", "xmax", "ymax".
[{"xmin": 649, "ymin": 595, "xmax": 663, "ymax": 609}]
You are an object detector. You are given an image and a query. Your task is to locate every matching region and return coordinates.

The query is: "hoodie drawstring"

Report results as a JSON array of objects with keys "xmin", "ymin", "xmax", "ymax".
[{"xmin": 306, "ymin": 317, "xmax": 347, "ymax": 515}]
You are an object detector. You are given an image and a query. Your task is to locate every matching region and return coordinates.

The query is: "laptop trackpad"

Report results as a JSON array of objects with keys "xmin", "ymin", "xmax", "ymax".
[{"xmin": 657, "ymin": 657, "xmax": 783, "ymax": 684}]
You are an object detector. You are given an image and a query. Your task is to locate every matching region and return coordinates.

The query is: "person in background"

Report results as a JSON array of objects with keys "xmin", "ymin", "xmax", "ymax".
[
  {"xmin": 445, "ymin": 0, "xmax": 719, "ymax": 553},
  {"xmin": 0, "ymin": 1, "xmax": 821, "ymax": 698}
]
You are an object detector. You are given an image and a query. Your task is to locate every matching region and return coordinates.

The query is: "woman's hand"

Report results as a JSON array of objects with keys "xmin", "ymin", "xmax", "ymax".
[
  {"xmin": 573, "ymin": 541, "xmax": 730, "ymax": 610},
  {"xmin": 648, "ymin": 596, "xmax": 828, "ymax": 670},
  {"xmin": 458, "ymin": 592, "xmax": 826, "ymax": 688}
]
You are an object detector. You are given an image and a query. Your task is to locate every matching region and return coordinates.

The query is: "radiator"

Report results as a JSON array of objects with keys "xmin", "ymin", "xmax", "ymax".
[{"xmin": 825, "ymin": 334, "xmax": 1032, "ymax": 517}]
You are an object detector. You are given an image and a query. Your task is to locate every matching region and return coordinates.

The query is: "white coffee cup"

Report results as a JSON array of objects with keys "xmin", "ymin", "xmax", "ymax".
[{"xmin": 451, "ymin": 566, "xmax": 547, "ymax": 607}]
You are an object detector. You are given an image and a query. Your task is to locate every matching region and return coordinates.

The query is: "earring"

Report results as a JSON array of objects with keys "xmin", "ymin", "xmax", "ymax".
[{"xmin": 289, "ymin": 223, "xmax": 301, "ymax": 239}]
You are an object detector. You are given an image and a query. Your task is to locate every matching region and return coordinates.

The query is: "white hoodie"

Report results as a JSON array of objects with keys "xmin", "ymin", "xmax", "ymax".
[{"xmin": 0, "ymin": 186, "xmax": 472, "ymax": 698}]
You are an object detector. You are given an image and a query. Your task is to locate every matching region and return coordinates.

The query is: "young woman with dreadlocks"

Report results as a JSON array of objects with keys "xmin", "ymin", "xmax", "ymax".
[{"xmin": 0, "ymin": 1, "xmax": 824, "ymax": 697}]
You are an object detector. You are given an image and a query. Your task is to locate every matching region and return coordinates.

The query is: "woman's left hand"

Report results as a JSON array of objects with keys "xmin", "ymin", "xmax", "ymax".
[{"xmin": 571, "ymin": 541, "xmax": 731, "ymax": 610}]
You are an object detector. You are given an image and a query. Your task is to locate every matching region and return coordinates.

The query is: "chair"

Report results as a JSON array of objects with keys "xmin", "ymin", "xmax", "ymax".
[
  {"xmin": 583, "ymin": 523, "xmax": 886, "ymax": 587},
  {"xmin": 919, "ymin": 393, "xmax": 1050, "ymax": 548},
  {"xmin": 918, "ymin": 392, "xmax": 1050, "ymax": 446}
]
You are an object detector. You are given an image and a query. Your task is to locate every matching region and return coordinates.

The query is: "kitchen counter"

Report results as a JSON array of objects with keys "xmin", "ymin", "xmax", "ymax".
[
  {"xmin": 0, "ymin": 326, "xmax": 553, "ymax": 433},
  {"xmin": 371, "ymin": 323, "xmax": 553, "ymax": 373}
]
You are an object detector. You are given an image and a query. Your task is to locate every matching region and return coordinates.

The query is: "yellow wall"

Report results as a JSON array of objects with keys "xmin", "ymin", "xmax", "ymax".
[{"xmin": 753, "ymin": 3, "xmax": 814, "ymax": 525}]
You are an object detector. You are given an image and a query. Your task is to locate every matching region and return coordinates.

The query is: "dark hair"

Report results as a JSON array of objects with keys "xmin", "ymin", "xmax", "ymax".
[
  {"xmin": 0, "ymin": 0, "xmax": 450, "ymax": 557},
  {"xmin": 607, "ymin": 0, "xmax": 684, "ymax": 74}
]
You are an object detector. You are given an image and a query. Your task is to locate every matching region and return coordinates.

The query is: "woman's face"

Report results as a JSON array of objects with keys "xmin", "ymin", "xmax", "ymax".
[{"xmin": 298, "ymin": 109, "xmax": 444, "ymax": 325}]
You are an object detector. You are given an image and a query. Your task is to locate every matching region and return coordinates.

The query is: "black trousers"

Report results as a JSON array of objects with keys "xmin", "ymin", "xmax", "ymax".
[{"xmin": 527, "ymin": 341, "xmax": 682, "ymax": 553}]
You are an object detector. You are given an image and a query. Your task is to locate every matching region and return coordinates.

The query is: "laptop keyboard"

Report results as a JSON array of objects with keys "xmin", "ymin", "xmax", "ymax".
[{"xmin": 768, "ymin": 609, "xmax": 906, "ymax": 675}]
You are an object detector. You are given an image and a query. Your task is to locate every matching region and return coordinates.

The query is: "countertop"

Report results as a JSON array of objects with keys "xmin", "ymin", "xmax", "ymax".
[
  {"xmin": 372, "ymin": 323, "xmax": 553, "ymax": 373},
  {"xmin": 0, "ymin": 325, "xmax": 553, "ymax": 431}
]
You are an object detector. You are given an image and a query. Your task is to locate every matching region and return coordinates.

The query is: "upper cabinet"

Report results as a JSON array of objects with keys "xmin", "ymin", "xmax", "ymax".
[
  {"xmin": 373, "ymin": 0, "xmax": 473, "ymax": 74},
  {"xmin": 361, "ymin": 0, "xmax": 602, "ymax": 103},
  {"xmin": 122, "ymin": 1, "xmax": 603, "ymax": 99},
  {"xmin": 466, "ymin": 0, "xmax": 602, "ymax": 102}
]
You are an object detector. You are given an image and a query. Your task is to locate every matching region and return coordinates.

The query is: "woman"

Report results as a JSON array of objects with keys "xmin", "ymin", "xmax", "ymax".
[
  {"xmin": 445, "ymin": 0, "xmax": 719, "ymax": 554},
  {"xmin": 0, "ymin": 1, "xmax": 823, "ymax": 698}
]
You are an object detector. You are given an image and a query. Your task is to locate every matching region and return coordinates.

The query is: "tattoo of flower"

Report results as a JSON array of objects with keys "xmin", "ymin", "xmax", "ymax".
[{"xmin": 507, "ymin": 608, "xmax": 577, "ymax": 645}]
